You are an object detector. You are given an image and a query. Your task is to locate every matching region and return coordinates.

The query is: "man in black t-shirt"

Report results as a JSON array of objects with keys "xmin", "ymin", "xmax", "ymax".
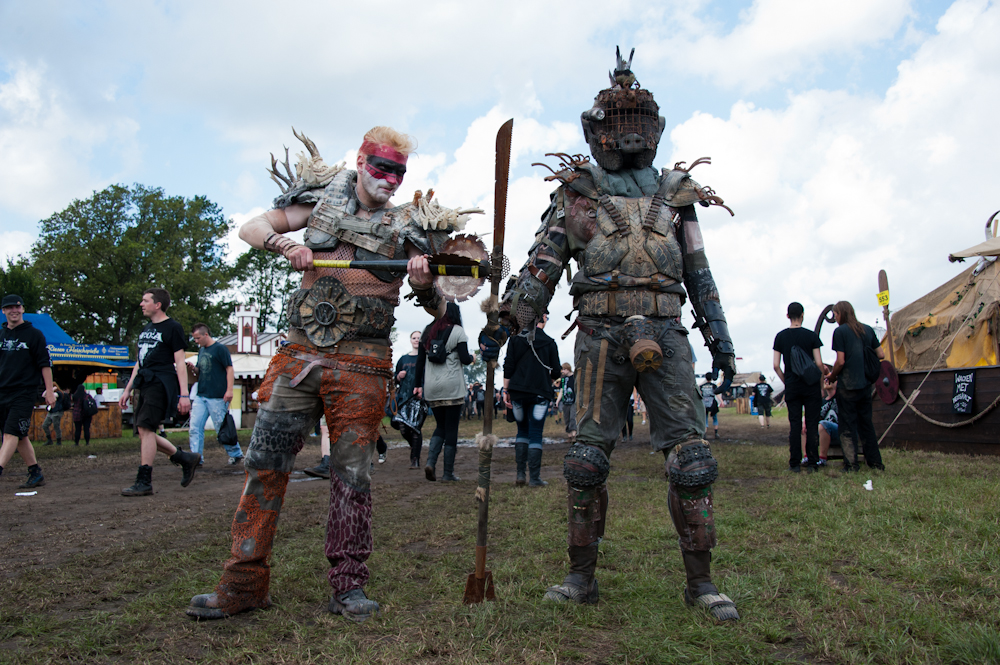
[
  {"xmin": 752, "ymin": 375, "xmax": 774, "ymax": 428},
  {"xmin": 0, "ymin": 294, "xmax": 56, "ymax": 489},
  {"xmin": 773, "ymin": 302, "xmax": 826, "ymax": 472},
  {"xmin": 118, "ymin": 288, "xmax": 199, "ymax": 496}
]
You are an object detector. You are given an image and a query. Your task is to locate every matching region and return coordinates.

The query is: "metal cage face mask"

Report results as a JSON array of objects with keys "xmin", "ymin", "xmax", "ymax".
[{"xmin": 580, "ymin": 48, "xmax": 666, "ymax": 171}]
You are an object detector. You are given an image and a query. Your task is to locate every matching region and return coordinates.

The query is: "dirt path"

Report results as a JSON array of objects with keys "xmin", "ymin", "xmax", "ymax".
[{"xmin": 0, "ymin": 411, "xmax": 778, "ymax": 580}]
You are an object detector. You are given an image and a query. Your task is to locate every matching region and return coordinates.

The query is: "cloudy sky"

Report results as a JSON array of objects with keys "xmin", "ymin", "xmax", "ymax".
[{"xmin": 1, "ymin": 0, "xmax": 996, "ymax": 386}]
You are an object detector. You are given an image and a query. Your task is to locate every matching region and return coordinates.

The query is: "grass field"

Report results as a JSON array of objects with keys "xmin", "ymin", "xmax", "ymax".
[{"xmin": 3, "ymin": 410, "xmax": 1000, "ymax": 664}]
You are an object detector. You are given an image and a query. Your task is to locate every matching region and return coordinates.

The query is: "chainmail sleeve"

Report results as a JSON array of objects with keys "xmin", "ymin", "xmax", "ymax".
[{"xmin": 500, "ymin": 195, "xmax": 572, "ymax": 333}]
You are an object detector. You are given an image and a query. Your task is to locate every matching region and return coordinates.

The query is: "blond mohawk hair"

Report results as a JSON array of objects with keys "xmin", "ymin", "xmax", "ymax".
[{"xmin": 362, "ymin": 126, "xmax": 417, "ymax": 155}]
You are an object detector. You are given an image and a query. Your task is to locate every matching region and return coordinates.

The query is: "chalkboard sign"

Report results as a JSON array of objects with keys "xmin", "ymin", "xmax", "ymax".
[{"xmin": 953, "ymin": 370, "xmax": 975, "ymax": 415}]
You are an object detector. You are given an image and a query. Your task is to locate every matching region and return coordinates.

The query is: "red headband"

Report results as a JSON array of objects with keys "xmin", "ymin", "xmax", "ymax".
[{"xmin": 359, "ymin": 140, "xmax": 408, "ymax": 164}]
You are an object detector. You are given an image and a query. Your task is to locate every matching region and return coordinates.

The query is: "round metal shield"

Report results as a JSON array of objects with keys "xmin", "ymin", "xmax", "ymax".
[
  {"xmin": 299, "ymin": 276, "xmax": 355, "ymax": 348},
  {"xmin": 435, "ymin": 234, "xmax": 488, "ymax": 303},
  {"xmin": 875, "ymin": 360, "xmax": 899, "ymax": 404}
]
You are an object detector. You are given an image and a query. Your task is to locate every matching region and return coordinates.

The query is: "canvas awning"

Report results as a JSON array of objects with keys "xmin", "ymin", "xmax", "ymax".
[
  {"xmin": 0, "ymin": 313, "xmax": 133, "ymax": 368},
  {"xmin": 948, "ymin": 237, "xmax": 1000, "ymax": 261}
]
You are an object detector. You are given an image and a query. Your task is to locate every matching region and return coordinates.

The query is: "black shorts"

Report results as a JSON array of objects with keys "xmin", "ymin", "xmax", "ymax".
[
  {"xmin": 0, "ymin": 390, "xmax": 37, "ymax": 438},
  {"xmin": 134, "ymin": 380, "xmax": 169, "ymax": 431},
  {"xmin": 758, "ymin": 402, "xmax": 772, "ymax": 417}
]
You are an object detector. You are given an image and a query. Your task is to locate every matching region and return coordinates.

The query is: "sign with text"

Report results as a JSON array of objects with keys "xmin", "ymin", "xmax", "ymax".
[
  {"xmin": 952, "ymin": 370, "xmax": 975, "ymax": 415},
  {"xmin": 877, "ymin": 290, "xmax": 890, "ymax": 307}
]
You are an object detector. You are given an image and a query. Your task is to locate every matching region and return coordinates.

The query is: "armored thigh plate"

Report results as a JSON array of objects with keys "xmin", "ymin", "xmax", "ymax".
[
  {"xmin": 564, "ymin": 444, "xmax": 611, "ymax": 489},
  {"xmin": 666, "ymin": 440, "xmax": 718, "ymax": 488}
]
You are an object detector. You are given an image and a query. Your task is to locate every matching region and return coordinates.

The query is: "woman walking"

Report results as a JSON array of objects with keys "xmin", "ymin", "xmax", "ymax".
[
  {"xmin": 503, "ymin": 315, "xmax": 561, "ymax": 487},
  {"xmin": 72, "ymin": 383, "xmax": 93, "ymax": 446},
  {"xmin": 415, "ymin": 303, "xmax": 474, "ymax": 482},
  {"xmin": 395, "ymin": 330, "xmax": 424, "ymax": 469}
]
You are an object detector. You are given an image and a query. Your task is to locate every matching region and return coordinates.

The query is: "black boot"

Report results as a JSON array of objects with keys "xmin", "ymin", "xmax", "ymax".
[
  {"xmin": 514, "ymin": 441, "xmax": 528, "ymax": 486},
  {"xmin": 170, "ymin": 450, "xmax": 201, "ymax": 487},
  {"xmin": 121, "ymin": 465, "xmax": 153, "ymax": 496},
  {"xmin": 19, "ymin": 464, "xmax": 45, "ymax": 489},
  {"xmin": 527, "ymin": 447, "xmax": 547, "ymax": 487},
  {"xmin": 304, "ymin": 454, "xmax": 331, "ymax": 479},
  {"xmin": 44, "ymin": 437, "xmax": 53, "ymax": 446},
  {"xmin": 425, "ymin": 436, "xmax": 443, "ymax": 482},
  {"xmin": 441, "ymin": 444, "xmax": 460, "ymax": 482},
  {"xmin": 544, "ymin": 543, "xmax": 599, "ymax": 603},
  {"xmin": 55, "ymin": 438, "xmax": 61, "ymax": 446},
  {"xmin": 682, "ymin": 550, "xmax": 739, "ymax": 621}
]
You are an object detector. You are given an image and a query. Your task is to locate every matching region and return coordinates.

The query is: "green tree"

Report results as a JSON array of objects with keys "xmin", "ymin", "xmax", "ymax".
[
  {"xmin": 463, "ymin": 352, "xmax": 487, "ymax": 386},
  {"xmin": 31, "ymin": 184, "xmax": 233, "ymax": 347},
  {"xmin": 0, "ymin": 255, "xmax": 41, "ymax": 312},
  {"xmin": 231, "ymin": 247, "xmax": 296, "ymax": 332}
]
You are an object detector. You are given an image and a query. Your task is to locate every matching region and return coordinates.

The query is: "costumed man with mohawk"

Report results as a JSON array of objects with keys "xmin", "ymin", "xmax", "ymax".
[
  {"xmin": 480, "ymin": 50, "xmax": 740, "ymax": 620},
  {"xmin": 188, "ymin": 127, "xmax": 479, "ymax": 622}
]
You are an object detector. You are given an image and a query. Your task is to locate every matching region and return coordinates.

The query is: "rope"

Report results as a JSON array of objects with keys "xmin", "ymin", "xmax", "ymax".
[
  {"xmin": 879, "ymin": 265, "xmax": 1000, "ymax": 444},
  {"xmin": 896, "ymin": 388, "xmax": 1000, "ymax": 428}
]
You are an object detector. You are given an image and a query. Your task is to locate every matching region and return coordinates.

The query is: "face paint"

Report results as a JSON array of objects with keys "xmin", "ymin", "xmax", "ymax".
[{"xmin": 364, "ymin": 155, "xmax": 406, "ymax": 185}]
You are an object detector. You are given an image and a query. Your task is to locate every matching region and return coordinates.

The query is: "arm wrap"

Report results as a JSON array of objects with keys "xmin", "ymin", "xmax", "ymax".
[
  {"xmin": 408, "ymin": 279, "xmax": 442, "ymax": 310},
  {"xmin": 263, "ymin": 231, "xmax": 304, "ymax": 258},
  {"xmin": 500, "ymin": 198, "xmax": 571, "ymax": 333}
]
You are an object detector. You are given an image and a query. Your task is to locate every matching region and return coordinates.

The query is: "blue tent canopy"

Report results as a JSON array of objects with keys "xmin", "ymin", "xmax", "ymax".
[
  {"xmin": 0, "ymin": 313, "xmax": 76, "ymax": 344},
  {"xmin": 0, "ymin": 313, "xmax": 133, "ymax": 368}
]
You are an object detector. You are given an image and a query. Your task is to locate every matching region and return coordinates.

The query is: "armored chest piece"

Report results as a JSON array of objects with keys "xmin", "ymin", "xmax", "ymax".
[{"xmin": 297, "ymin": 276, "xmax": 355, "ymax": 347}]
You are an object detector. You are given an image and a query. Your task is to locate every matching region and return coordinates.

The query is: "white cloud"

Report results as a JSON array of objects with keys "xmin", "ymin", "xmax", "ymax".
[
  {"xmin": 642, "ymin": 0, "xmax": 913, "ymax": 91},
  {"xmin": 0, "ymin": 61, "xmax": 139, "ymax": 220},
  {"xmin": 667, "ymin": 0, "xmax": 1000, "ymax": 382},
  {"xmin": 0, "ymin": 230, "xmax": 34, "ymax": 259}
]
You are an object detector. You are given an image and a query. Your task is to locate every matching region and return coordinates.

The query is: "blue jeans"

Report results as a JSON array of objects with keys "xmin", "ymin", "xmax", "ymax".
[
  {"xmin": 512, "ymin": 396, "xmax": 548, "ymax": 451},
  {"xmin": 189, "ymin": 395, "xmax": 243, "ymax": 460}
]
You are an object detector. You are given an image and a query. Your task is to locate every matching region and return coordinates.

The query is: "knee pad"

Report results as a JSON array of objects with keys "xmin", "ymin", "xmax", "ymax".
[
  {"xmin": 564, "ymin": 444, "xmax": 610, "ymax": 489},
  {"xmin": 666, "ymin": 440, "xmax": 718, "ymax": 488}
]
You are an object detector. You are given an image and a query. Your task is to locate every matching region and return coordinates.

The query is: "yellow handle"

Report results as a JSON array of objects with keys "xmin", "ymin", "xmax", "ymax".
[{"xmin": 313, "ymin": 260, "xmax": 353, "ymax": 268}]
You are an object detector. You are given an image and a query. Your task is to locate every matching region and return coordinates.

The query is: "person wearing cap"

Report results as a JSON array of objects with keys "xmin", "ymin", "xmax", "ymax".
[
  {"xmin": 0, "ymin": 294, "xmax": 56, "ymax": 489},
  {"xmin": 752, "ymin": 374, "xmax": 774, "ymax": 428},
  {"xmin": 117, "ymin": 288, "xmax": 199, "ymax": 496}
]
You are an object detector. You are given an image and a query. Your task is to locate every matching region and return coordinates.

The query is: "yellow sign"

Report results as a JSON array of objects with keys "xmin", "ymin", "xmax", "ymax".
[{"xmin": 877, "ymin": 290, "xmax": 890, "ymax": 307}]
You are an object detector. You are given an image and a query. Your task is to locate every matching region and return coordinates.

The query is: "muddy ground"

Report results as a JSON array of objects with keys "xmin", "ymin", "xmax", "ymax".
[{"xmin": 0, "ymin": 412, "xmax": 786, "ymax": 582}]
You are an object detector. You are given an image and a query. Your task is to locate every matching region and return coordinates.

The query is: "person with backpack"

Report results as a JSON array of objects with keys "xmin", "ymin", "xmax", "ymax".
[
  {"xmin": 699, "ymin": 374, "xmax": 722, "ymax": 439},
  {"xmin": 773, "ymin": 302, "xmax": 827, "ymax": 473},
  {"xmin": 414, "ymin": 302, "xmax": 474, "ymax": 482},
  {"xmin": 752, "ymin": 375, "xmax": 774, "ymax": 428},
  {"xmin": 825, "ymin": 300, "xmax": 885, "ymax": 471},
  {"xmin": 503, "ymin": 314, "xmax": 562, "ymax": 487},
  {"xmin": 72, "ymin": 383, "xmax": 96, "ymax": 446}
]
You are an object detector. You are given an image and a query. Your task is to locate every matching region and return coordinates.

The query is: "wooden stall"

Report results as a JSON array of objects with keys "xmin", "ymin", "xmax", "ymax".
[{"xmin": 30, "ymin": 403, "xmax": 123, "ymax": 441}]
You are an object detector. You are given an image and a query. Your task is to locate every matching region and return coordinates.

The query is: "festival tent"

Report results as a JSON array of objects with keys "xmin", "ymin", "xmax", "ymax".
[
  {"xmin": 0, "ymin": 312, "xmax": 133, "ymax": 368},
  {"xmin": 882, "ymin": 259, "xmax": 1000, "ymax": 371}
]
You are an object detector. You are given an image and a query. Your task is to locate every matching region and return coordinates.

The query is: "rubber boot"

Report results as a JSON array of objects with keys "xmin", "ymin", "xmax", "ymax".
[
  {"xmin": 441, "ymin": 444, "xmax": 460, "ymax": 482},
  {"xmin": 514, "ymin": 441, "xmax": 528, "ymax": 486},
  {"xmin": 527, "ymin": 447, "xmax": 547, "ymax": 487},
  {"xmin": 56, "ymin": 437, "xmax": 61, "ymax": 446},
  {"xmin": 304, "ymin": 455, "xmax": 331, "ymax": 479},
  {"xmin": 424, "ymin": 435, "xmax": 443, "ymax": 482},
  {"xmin": 682, "ymin": 550, "xmax": 739, "ymax": 621},
  {"xmin": 543, "ymin": 543, "xmax": 600, "ymax": 603},
  {"xmin": 121, "ymin": 465, "xmax": 153, "ymax": 496}
]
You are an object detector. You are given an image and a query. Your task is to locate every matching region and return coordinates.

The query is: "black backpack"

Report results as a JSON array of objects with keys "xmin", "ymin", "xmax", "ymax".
[
  {"xmin": 61, "ymin": 391, "xmax": 72, "ymax": 411},
  {"xmin": 426, "ymin": 326, "xmax": 452, "ymax": 364},
  {"xmin": 862, "ymin": 328, "xmax": 881, "ymax": 385},
  {"xmin": 83, "ymin": 394, "xmax": 100, "ymax": 417},
  {"xmin": 789, "ymin": 345, "xmax": 822, "ymax": 386}
]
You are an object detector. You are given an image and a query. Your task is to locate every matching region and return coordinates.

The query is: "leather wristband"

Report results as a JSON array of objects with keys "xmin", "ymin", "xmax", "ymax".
[{"xmin": 263, "ymin": 231, "xmax": 304, "ymax": 258}]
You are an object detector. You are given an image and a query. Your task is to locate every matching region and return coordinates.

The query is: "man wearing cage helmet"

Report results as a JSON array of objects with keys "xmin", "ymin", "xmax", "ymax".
[
  {"xmin": 187, "ymin": 127, "xmax": 476, "ymax": 623},
  {"xmin": 480, "ymin": 49, "xmax": 739, "ymax": 620}
]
